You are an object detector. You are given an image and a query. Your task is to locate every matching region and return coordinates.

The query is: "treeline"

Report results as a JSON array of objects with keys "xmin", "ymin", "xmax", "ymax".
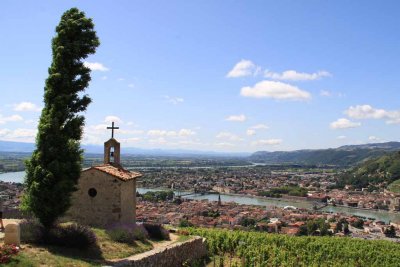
[
  {"xmin": 0, "ymin": 152, "xmax": 30, "ymax": 172},
  {"xmin": 187, "ymin": 227, "xmax": 400, "ymax": 266},
  {"xmin": 84, "ymin": 155, "xmax": 252, "ymax": 168},
  {"xmin": 137, "ymin": 190, "xmax": 174, "ymax": 202},
  {"xmin": 250, "ymin": 142, "xmax": 400, "ymax": 167},
  {"xmin": 258, "ymin": 185, "xmax": 308, "ymax": 198}
]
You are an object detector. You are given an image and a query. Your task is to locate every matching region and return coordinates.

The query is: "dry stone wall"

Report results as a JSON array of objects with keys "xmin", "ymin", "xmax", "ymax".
[{"xmin": 114, "ymin": 236, "xmax": 208, "ymax": 267}]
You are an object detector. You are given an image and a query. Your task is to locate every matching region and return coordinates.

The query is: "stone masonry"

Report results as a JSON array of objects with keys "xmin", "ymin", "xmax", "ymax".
[
  {"xmin": 66, "ymin": 125, "xmax": 142, "ymax": 227},
  {"xmin": 66, "ymin": 168, "xmax": 137, "ymax": 226},
  {"xmin": 113, "ymin": 236, "xmax": 208, "ymax": 267}
]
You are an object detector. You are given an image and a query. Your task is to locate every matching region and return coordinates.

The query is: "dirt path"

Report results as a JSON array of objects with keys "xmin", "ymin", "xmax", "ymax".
[
  {"xmin": 149, "ymin": 233, "xmax": 179, "ymax": 249},
  {"xmin": 110, "ymin": 233, "xmax": 194, "ymax": 266}
]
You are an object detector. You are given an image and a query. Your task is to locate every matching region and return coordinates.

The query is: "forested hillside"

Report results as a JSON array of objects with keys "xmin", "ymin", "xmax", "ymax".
[
  {"xmin": 336, "ymin": 151, "xmax": 400, "ymax": 189},
  {"xmin": 250, "ymin": 142, "xmax": 400, "ymax": 167}
]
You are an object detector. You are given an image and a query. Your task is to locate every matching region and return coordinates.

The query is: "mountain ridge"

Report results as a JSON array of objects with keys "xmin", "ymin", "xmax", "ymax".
[
  {"xmin": 0, "ymin": 140, "xmax": 250, "ymax": 157},
  {"xmin": 250, "ymin": 142, "xmax": 400, "ymax": 166}
]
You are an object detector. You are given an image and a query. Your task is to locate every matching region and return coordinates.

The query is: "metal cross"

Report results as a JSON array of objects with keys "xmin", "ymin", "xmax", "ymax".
[{"xmin": 107, "ymin": 122, "xmax": 119, "ymax": 138}]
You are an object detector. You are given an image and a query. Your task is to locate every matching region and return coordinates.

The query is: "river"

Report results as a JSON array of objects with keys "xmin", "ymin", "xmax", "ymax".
[{"xmin": 2, "ymin": 171, "xmax": 400, "ymax": 223}]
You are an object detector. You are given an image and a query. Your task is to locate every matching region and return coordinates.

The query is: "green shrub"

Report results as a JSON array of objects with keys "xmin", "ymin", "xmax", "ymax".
[
  {"xmin": 42, "ymin": 224, "xmax": 97, "ymax": 249},
  {"xmin": 106, "ymin": 223, "xmax": 148, "ymax": 244},
  {"xmin": 20, "ymin": 220, "xmax": 43, "ymax": 243},
  {"xmin": 143, "ymin": 223, "xmax": 170, "ymax": 240},
  {"xmin": 179, "ymin": 219, "xmax": 194, "ymax": 227}
]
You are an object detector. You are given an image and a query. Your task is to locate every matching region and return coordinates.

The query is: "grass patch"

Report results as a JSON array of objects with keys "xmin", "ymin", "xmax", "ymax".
[
  {"xmin": 176, "ymin": 235, "xmax": 192, "ymax": 243},
  {"xmin": 93, "ymin": 228, "xmax": 151, "ymax": 259},
  {"xmin": 4, "ymin": 228, "xmax": 153, "ymax": 267}
]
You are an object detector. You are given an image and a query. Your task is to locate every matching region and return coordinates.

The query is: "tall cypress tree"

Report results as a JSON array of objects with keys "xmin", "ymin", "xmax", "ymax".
[{"xmin": 22, "ymin": 8, "xmax": 99, "ymax": 228}]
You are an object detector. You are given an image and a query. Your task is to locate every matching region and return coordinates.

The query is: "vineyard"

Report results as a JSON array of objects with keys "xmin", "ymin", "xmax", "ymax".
[{"xmin": 187, "ymin": 228, "xmax": 400, "ymax": 267}]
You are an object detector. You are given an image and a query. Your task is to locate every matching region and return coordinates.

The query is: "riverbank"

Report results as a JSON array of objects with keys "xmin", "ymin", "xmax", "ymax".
[
  {"xmin": 230, "ymin": 191, "xmax": 400, "ymax": 215},
  {"xmin": 328, "ymin": 203, "xmax": 400, "ymax": 215},
  {"xmin": 140, "ymin": 186, "xmax": 400, "ymax": 216}
]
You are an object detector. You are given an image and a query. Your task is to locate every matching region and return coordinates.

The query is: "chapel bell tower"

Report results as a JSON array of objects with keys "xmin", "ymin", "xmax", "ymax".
[{"xmin": 104, "ymin": 122, "xmax": 121, "ymax": 165}]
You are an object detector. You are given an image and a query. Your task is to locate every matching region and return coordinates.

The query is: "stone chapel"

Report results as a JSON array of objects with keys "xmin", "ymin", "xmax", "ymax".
[{"xmin": 67, "ymin": 122, "xmax": 142, "ymax": 227}]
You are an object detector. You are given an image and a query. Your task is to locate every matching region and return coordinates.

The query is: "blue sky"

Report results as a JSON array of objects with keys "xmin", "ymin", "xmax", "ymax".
[{"xmin": 1, "ymin": 0, "xmax": 400, "ymax": 152}]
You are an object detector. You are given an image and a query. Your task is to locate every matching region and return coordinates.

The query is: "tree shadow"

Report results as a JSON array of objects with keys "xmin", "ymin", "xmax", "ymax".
[{"xmin": 44, "ymin": 242, "xmax": 105, "ymax": 265}]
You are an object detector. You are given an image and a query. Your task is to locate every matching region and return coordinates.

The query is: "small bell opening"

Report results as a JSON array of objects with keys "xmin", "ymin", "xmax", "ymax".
[{"xmin": 109, "ymin": 147, "xmax": 115, "ymax": 163}]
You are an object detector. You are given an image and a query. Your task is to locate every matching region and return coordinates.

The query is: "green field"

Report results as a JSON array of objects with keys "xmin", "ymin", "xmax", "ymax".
[{"xmin": 187, "ymin": 228, "xmax": 400, "ymax": 267}]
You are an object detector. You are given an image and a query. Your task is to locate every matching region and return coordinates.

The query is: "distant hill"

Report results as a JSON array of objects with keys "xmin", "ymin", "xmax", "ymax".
[
  {"xmin": 0, "ymin": 140, "xmax": 249, "ymax": 157},
  {"xmin": 337, "ymin": 151, "xmax": 400, "ymax": 189},
  {"xmin": 249, "ymin": 142, "xmax": 400, "ymax": 166},
  {"xmin": 0, "ymin": 141, "xmax": 35, "ymax": 153}
]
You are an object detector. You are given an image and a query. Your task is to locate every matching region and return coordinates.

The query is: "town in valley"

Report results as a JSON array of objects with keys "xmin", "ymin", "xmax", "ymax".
[{"xmin": 1, "ymin": 149, "xmax": 400, "ymax": 242}]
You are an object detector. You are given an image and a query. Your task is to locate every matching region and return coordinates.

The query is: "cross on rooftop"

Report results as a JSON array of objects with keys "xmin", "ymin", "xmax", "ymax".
[{"xmin": 107, "ymin": 122, "xmax": 119, "ymax": 139}]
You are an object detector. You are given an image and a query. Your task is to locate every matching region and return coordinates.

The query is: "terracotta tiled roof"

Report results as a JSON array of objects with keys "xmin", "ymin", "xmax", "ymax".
[{"xmin": 84, "ymin": 164, "xmax": 142, "ymax": 181}]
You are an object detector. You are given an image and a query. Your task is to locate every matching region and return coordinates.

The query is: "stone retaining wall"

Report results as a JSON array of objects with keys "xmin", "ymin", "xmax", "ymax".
[{"xmin": 114, "ymin": 236, "xmax": 208, "ymax": 267}]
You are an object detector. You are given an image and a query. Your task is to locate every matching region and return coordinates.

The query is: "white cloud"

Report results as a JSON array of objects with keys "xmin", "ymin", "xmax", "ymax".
[
  {"xmin": 240, "ymin": 80, "xmax": 311, "ymax": 101},
  {"xmin": 250, "ymin": 124, "xmax": 269, "ymax": 130},
  {"xmin": 147, "ymin": 128, "xmax": 196, "ymax": 138},
  {"xmin": 387, "ymin": 113, "xmax": 400, "ymax": 124},
  {"xmin": 178, "ymin": 129, "xmax": 196, "ymax": 137},
  {"xmin": 83, "ymin": 62, "xmax": 109, "ymax": 71},
  {"xmin": 119, "ymin": 129, "xmax": 144, "ymax": 135},
  {"xmin": 104, "ymin": 116, "xmax": 123, "ymax": 124},
  {"xmin": 344, "ymin": 105, "xmax": 400, "ymax": 124},
  {"xmin": 226, "ymin": 114, "xmax": 246, "ymax": 122},
  {"xmin": 83, "ymin": 121, "xmax": 144, "ymax": 144},
  {"xmin": 226, "ymin": 60, "xmax": 259, "ymax": 78},
  {"xmin": 246, "ymin": 124, "xmax": 269, "ymax": 136},
  {"xmin": 265, "ymin": 70, "xmax": 331, "ymax": 81},
  {"xmin": 368, "ymin": 136, "xmax": 381, "ymax": 141},
  {"xmin": 117, "ymin": 78, "xmax": 125, "ymax": 81},
  {"xmin": 320, "ymin": 90, "xmax": 332, "ymax": 97},
  {"xmin": 13, "ymin": 102, "xmax": 41, "ymax": 112},
  {"xmin": 128, "ymin": 84, "xmax": 135, "ymax": 88},
  {"xmin": 246, "ymin": 129, "xmax": 256, "ymax": 136},
  {"xmin": 101, "ymin": 76, "xmax": 108, "ymax": 80},
  {"xmin": 82, "ymin": 134, "xmax": 103, "ymax": 145},
  {"xmin": 345, "ymin": 105, "xmax": 388, "ymax": 119},
  {"xmin": 216, "ymin": 132, "xmax": 243, "ymax": 141},
  {"xmin": 330, "ymin": 118, "xmax": 361, "ymax": 129},
  {"xmin": 336, "ymin": 135, "xmax": 347, "ymax": 140},
  {"xmin": 89, "ymin": 124, "xmax": 109, "ymax": 132},
  {"xmin": 252, "ymin": 139, "xmax": 282, "ymax": 146},
  {"xmin": 0, "ymin": 129, "xmax": 11, "ymax": 137},
  {"xmin": 120, "ymin": 137, "xmax": 141, "ymax": 144},
  {"xmin": 10, "ymin": 128, "xmax": 37, "ymax": 138},
  {"xmin": 126, "ymin": 121, "xmax": 134, "ymax": 126},
  {"xmin": 0, "ymin": 114, "xmax": 23, "ymax": 124},
  {"xmin": 147, "ymin": 130, "xmax": 177, "ymax": 137},
  {"xmin": 0, "ymin": 128, "xmax": 37, "ymax": 142},
  {"xmin": 164, "ymin": 96, "xmax": 184, "ymax": 105}
]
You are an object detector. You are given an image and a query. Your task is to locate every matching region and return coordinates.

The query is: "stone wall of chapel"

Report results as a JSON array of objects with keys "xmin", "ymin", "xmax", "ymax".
[
  {"xmin": 120, "ymin": 179, "xmax": 136, "ymax": 224},
  {"xmin": 66, "ymin": 169, "xmax": 122, "ymax": 227}
]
